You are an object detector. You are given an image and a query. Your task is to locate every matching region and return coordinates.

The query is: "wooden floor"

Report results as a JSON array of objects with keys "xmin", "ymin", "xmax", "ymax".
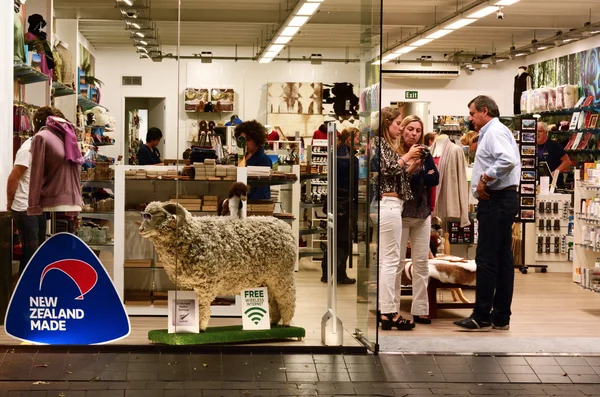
[{"xmin": 1, "ymin": 259, "xmax": 599, "ymax": 347}]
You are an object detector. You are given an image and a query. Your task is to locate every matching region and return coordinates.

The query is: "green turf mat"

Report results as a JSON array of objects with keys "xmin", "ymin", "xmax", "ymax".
[{"xmin": 148, "ymin": 325, "xmax": 306, "ymax": 345}]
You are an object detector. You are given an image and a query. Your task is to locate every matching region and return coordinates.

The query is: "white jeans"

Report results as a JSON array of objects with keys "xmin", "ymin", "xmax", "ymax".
[
  {"xmin": 377, "ymin": 197, "xmax": 404, "ymax": 314},
  {"xmin": 398, "ymin": 216, "xmax": 431, "ymax": 316}
]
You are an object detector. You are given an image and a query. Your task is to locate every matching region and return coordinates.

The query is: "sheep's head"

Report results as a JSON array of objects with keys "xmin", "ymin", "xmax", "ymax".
[{"xmin": 139, "ymin": 201, "xmax": 189, "ymax": 238}]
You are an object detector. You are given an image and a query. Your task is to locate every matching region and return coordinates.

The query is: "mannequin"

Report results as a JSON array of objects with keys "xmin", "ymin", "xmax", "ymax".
[
  {"xmin": 28, "ymin": 116, "xmax": 83, "ymax": 215},
  {"xmin": 54, "ymin": 36, "xmax": 74, "ymax": 88},
  {"xmin": 514, "ymin": 66, "xmax": 532, "ymax": 114},
  {"xmin": 430, "ymin": 134, "xmax": 470, "ymax": 228}
]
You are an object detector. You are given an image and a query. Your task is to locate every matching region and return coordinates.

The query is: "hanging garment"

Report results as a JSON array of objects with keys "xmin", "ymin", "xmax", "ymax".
[
  {"xmin": 14, "ymin": 10, "xmax": 25, "ymax": 63},
  {"xmin": 55, "ymin": 43, "xmax": 74, "ymax": 88},
  {"xmin": 514, "ymin": 72, "xmax": 530, "ymax": 114}
]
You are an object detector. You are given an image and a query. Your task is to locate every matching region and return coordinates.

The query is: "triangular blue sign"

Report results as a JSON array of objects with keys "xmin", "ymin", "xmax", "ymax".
[{"xmin": 5, "ymin": 233, "xmax": 130, "ymax": 344}]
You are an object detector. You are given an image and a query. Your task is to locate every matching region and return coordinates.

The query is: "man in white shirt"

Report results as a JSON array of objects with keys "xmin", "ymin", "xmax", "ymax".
[
  {"xmin": 454, "ymin": 96, "xmax": 520, "ymax": 332},
  {"xmin": 6, "ymin": 107, "xmax": 62, "ymax": 274}
]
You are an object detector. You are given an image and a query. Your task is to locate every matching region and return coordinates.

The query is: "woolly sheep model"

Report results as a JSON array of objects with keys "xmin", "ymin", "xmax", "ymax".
[{"xmin": 138, "ymin": 201, "xmax": 297, "ymax": 331}]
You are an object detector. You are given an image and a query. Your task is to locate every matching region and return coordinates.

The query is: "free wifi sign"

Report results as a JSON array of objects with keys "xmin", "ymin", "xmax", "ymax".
[{"xmin": 241, "ymin": 288, "xmax": 270, "ymax": 330}]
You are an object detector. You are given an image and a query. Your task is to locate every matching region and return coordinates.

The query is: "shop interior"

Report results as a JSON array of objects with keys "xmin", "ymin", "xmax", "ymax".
[{"xmin": 3, "ymin": 0, "xmax": 600, "ymax": 352}]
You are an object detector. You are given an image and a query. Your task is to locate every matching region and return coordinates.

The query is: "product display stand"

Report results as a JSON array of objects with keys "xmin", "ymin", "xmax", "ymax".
[{"xmin": 573, "ymin": 172, "xmax": 600, "ymax": 288}]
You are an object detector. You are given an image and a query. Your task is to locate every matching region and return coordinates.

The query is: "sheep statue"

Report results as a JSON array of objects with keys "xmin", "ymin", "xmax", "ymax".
[{"xmin": 138, "ymin": 201, "xmax": 297, "ymax": 331}]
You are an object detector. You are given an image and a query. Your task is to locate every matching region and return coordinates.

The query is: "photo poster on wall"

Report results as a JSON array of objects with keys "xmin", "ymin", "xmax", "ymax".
[
  {"xmin": 267, "ymin": 82, "xmax": 323, "ymax": 115},
  {"xmin": 529, "ymin": 46, "xmax": 600, "ymax": 106},
  {"xmin": 518, "ymin": 118, "xmax": 538, "ymax": 223},
  {"xmin": 184, "ymin": 88, "xmax": 209, "ymax": 112},
  {"xmin": 210, "ymin": 89, "xmax": 235, "ymax": 112}
]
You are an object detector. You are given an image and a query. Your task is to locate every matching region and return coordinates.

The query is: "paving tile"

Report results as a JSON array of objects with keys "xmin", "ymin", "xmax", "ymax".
[
  {"xmin": 95, "ymin": 370, "xmax": 128, "ymax": 381},
  {"xmin": 345, "ymin": 363, "xmax": 379, "ymax": 373},
  {"xmin": 127, "ymin": 371, "xmax": 160, "ymax": 381},
  {"xmin": 408, "ymin": 365, "xmax": 443, "ymax": 374},
  {"xmin": 128, "ymin": 363, "xmax": 159, "ymax": 372},
  {"xmin": 29, "ymin": 366, "xmax": 65, "ymax": 381},
  {"xmin": 536, "ymin": 374, "xmax": 572, "ymax": 383},
  {"xmin": 464, "ymin": 357, "xmax": 498, "ymax": 366},
  {"xmin": 125, "ymin": 390, "xmax": 164, "ymax": 397},
  {"xmin": 64, "ymin": 359, "xmax": 99, "ymax": 373},
  {"xmin": 343, "ymin": 355, "xmax": 375, "ymax": 364},
  {"xmin": 189, "ymin": 354, "xmax": 222, "ymax": 366},
  {"xmin": 349, "ymin": 372, "xmax": 384, "ymax": 382},
  {"xmin": 281, "ymin": 355, "xmax": 314, "ymax": 364},
  {"xmin": 183, "ymin": 381, "xmax": 223, "ymax": 389},
  {"xmin": 278, "ymin": 390, "xmax": 318, "ymax": 396},
  {"xmin": 130, "ymin": 354, "xmax": 159, "ymax": 363},
  {"xmin": 86, "ymin": 391, "xmax": 125, "ymax": 397},
  {"xmin": 252, "ymin": 355, "xmax": 283, "ymax": 367},
  {"xmin": 47, "ymin": 392, "xmax": 86, "ymax": 397},
  {"xmin": 221, "ymin": 355, "xmax": 252, "ymax": 366},
  {"xmin": 473, "ymin": 373, "xmax": 510, "ymax": 383},
  {"xmin": 316, "ymin": 372, "xmax": 351, "ymax": 382},
  {"xmin": 164, "ymin": 391, "xmax": 199, "ymax": 397},
  {"xmin": 555, "ymin": 357, "xmax": 589, "ymax": 366},
  {"xmin": 584, "ymin": 357, "xmax": 600, "ymax": 366},
  {"xmin": 433, "ymin": 356, "xmax": 468, "ymax": 365},
  {"xmin": 222, "ymin": 370, "xmax": 254, "ymax": 382},
  {"xmin": 69, "ymin": 382, "xmax": 110, "ymax": 390},
  {"xmin": 382, "ymin": 372, "xmax": 417, "ymax": 382},
  {"xmin": 404, "ymin": 356, "xmax": 437, "ymax": 365},
  {"xmin": 282, "ymin": 363, "xmax": 315, "ymax": 372},
  {"xmin": 531, "ymin": 366, "xmax": 565, "ymax": 375},
  {"xmin": 312, "ymin": 355, "xmax": 345, "ymax": 364},
  {"xmin": 97, "ymin": 353, "xmax": 129, "ymax": 363},
  {"xmin": 377, "ymin": 355, "xmax": 408, "ymax": 365},
  {"xmin": 501, "ymin": 366, "xmax": 535, "ymax": 375},
  {"xmin": 568, "ymin": 374, "xmax": 600, "ymax": 383},
  {"xmin": 285, "ymin": 372, "xmax": 318, "ymax": 382},
  {"xmin": 494, "ymin": 357, "xmax": 528, "ymax": 366},
  {"xmin": 254, "ymin": 373, "xmax": 287, "ymax": 382},
  {"xmin": 190, "ymin": 369, "xmax": 222, "ymax": 381},
  {"xmin": 469, "ymin": 364, "xmax": 504, "ymax": 374},
  {"xmin": 159, "ymin": 371, "xmax": 191, "ymax": 382},
  {"xmin": 202, "ymin": 390, "xmax": 241, "ymax": 397},
  {"xmin": 561, "ymin": 366, "xmax": 597, "ymax": 375},
  {"xmin": 412, "ymin": 373, "xmax": 446, "ymax": 382},
  {"xmin": 144, "ymin": 382, "xmax": 185, "ymax": 390},
  {"xmin": 314, "ymin": 363, "xmax": 347, "ymax": 373},
  {"xmin": 439, "ymin": 365, "xmax": 473, "ymax": 374},
  {"xmin": 505, "ymin": 374, "xmax": 540, "ymax": 383},
  {"xmin": 396, "ymin": 390, "xmax": 434, "ymax": 395},
  {"xmin": 7, "ymin": 392, "xmax": 48, "ymax": 397},
  {"xmin": 525, "ymin": 357, "xmax": 558, "ymax": 366}
]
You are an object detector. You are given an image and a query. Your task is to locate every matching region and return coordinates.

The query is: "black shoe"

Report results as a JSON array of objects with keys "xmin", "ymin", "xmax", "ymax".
[
  {"xmin": 337, "ymin": 277, "xmax": 356, "ymax": 284},
  {"xmin": 379, "ymin": 312, "xmax": 415, "ymax": 331},
  {"xmin": 413, "ymin": 315, "xmax": 432, "ymax": 324},
  {"xmin": 492, "ymin": 323, "xmax": 510, "ymax": 330},
  {"xmin": 453, "ymin": 317, "xmax": 491, "ymax": 332},
  {"xmin": 320, "ymin": 276, "xmax": 327, "ymax": 283}
]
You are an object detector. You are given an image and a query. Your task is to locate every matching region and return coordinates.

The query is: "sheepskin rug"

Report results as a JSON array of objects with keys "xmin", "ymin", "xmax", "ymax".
[
  {"xmin": 139, "ymin": 201, "xmax": 297, "ymax": 331},
  {"xmin": 404, "ymin": 255, "xmax": 476, "ymax": 286}
]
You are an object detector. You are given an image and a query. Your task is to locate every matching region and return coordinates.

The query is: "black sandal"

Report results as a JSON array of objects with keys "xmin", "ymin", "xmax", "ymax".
[
  {"xmin": 379, "ymin": 312, "xmax": 415, "ymax": 331},
  {"xmin": 413, "ymin": 315, "xmax": 432, "ymax": 324}
]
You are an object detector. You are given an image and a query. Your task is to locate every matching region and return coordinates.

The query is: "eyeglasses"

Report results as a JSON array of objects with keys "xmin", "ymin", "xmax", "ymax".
[{"xmin": 141, "ymin": 212, "xmax": 153, "ymax": 221}]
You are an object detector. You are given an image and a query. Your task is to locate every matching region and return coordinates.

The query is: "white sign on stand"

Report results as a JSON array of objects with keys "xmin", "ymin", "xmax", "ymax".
[
  {"xmin": 168, "ymin": 291, "xmax": 199, "ymax": 334},
  {"xmin": 241, "ymin": 288, "xmax": 271, "ymax": 330}
]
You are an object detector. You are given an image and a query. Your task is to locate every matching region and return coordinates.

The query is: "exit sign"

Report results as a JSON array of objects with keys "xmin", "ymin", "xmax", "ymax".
[{"xmin": 405, "ymin": 91, "xmax": 419, "ymax": 100}]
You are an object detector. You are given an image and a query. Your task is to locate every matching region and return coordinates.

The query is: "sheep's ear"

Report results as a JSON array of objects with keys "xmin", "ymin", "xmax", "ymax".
[{"xmin": 162, "ymin": 202, "xmax": 188, "ymax": 226}]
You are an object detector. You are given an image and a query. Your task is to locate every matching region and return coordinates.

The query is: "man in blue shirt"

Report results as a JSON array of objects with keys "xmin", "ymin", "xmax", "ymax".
[
  {"xmin": 137, "ymin": 127, "xmax": 163, "ymax": 165},
  {"xmin": 454, "ymin": 95, "xmax": 520, "ymax": 332}
]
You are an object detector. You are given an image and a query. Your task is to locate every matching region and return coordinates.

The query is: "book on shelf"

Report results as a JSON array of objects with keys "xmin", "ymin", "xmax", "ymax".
[
  {"xmin": 582, "ymin": 96, "xmax": 594, "ymax": 107},
  {"xmin": 578, "ymin": 111, "xmax": 587, "ymax": 130},
  {"xmin": 569, "ymin": 112, "xmax": 581, "ymax": 131},
  {"xmin": 577, "ymin": 132, "xmax": 592, "ymax": 150},
  {"xmin": 571, "ymin": 132, "xmax": 584, "ymax": 150},
  {"xmin": 575, "ymin": 96, "xmax": 586, "ymax": 108},
  {"xmin": 564, "ymin": 134, "xmax": 577, "ymax": 150}
]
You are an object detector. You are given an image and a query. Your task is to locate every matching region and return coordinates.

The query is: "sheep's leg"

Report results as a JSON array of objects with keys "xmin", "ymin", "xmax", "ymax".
[
  {"xmin": 267, "ymin": 279, "xmax": 296, "ymax": 327},
  {"xmin": 196, "ymin": 293, "xmax": 213, "ymax": 332},
  {"xmin": 268, "ymin": 293, "xmax": 281, "ymax": 326}
]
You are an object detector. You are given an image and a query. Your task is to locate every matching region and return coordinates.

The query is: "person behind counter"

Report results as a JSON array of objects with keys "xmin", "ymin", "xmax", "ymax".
[
  {"xmin": 138, "ymin": 127, "xmax": 163, "ymax": 165},
  {"xmin": 537, "ymin": 122, "xmax": 571, "ymax": 174},
  {"xmin": 234, "ymin": 120, "xmax": 273, "ymax": 200}
]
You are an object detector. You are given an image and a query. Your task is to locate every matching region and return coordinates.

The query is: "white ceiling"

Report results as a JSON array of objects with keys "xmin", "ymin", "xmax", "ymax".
[{"xmin": 55, "ymin": 0, "xmax": 600, "ymax": 59}]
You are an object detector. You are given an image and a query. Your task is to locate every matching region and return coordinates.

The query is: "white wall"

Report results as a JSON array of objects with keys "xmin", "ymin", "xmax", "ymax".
[
  {"xmin": 380, "ymin": 60, "xmax": 522, "ymax": 121},
  {"xmin": 95, "ymin": 46, "xmax": 361, "ymax": 160}
]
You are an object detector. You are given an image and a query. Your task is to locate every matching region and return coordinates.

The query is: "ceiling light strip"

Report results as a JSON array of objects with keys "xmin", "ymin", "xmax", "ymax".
[
  {"xmin": 258, "ymin": 0, "xmax": 323, "ymax": 63},
  {"xmin": 379, "ymin": 0, "xmax": 521, "ymax": 64}
]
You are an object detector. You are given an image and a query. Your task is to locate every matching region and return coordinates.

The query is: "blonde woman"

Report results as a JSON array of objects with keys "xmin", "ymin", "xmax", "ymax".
[
  {"xmin": 373, "ymin": 107, "xmax": 423, "ymax": 331},
  {"xmin": 397, "ymin": 115, "xmax": 439, "ymax": 324}
]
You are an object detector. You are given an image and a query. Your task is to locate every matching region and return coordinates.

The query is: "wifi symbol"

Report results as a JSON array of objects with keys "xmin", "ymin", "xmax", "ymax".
[{"xmin": 245, "ymin": 307, "xmax": 267, "ymax": 325}]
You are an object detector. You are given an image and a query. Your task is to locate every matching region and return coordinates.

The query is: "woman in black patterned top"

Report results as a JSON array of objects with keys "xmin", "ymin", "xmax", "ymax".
[
  {"xmin": 397, "ymin": 115, "xmax": 439, "ymax": 325},
  {"xmin": 374, "ymin": 107, "xmax": 424, "ymax": 331}
]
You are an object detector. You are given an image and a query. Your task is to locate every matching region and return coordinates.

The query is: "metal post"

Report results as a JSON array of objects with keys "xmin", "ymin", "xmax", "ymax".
[{"xmin": 321, "ymin": 122, "xmax": 343, "ymax": 346}]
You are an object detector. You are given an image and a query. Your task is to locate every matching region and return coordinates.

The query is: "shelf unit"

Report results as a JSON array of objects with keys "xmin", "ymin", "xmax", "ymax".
[
  {"xmin": 573, "ymin": 173, "xmax": 600, "ymax": 287},
  {"xmin": 14, "ymin": 62, "xmax": 50, "ymax": 85},
  {"xmin": 52, "ymin": 81, "xmax": 76, "ymax": 97},
  {"xmin": 521, "ymin": 105, "xmax": 600, "ymax": 118},
  {"xmin": 78, "ymin": 94, "xmax": 108, "ymax": 112}
]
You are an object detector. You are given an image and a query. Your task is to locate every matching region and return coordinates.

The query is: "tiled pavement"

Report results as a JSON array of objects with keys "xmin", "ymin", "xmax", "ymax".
[{"xmin": 0, "ymin": 351, "xmax": 599, "ymax": 396}]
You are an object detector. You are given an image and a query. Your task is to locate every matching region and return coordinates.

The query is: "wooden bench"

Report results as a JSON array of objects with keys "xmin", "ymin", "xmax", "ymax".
[{"xmin": 427, "ymin": 278, "xmax": 475, "ymax": 319}]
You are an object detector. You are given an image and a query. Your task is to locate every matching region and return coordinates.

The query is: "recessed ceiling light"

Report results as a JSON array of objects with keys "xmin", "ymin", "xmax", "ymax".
[
  {"xmin": 538, "ymin": 46, "xmax": 550, "ymax": 50},
  {"xmin": 137, "ymin": 47, "xmax": 148, "ymax": 53},
  {"xmin": 288, "ymin": 16, "xmax": 309, "ymax": 27},
  {"xmin": 426, "ymin": 29, "xmax": 452, "ymax": 39},
  {"xmin": 393, "ymin": 46, "xmax": 416, "ymax": 54},
  {"xmin": 307, "ymin": 0, "xmax": 324, "ymax": 2},
  {"xmin": 121, "ymin": 0, "xmax": 133, "ymax": 5},
  {"xmin": 446, "ymin": 18, "xmax": 476, "ymax": 30},
  {"xmin": 274, "ymin": 36, "xmax": 292, "ymax": 45},
  {"xmin": 591, "ymin": 30, "xmax": 600, "ymax": 34},
  {"xmin": 495, "ymin": 0, "xmax": 520, "ymax": 5},
  {"xmin": 265, "ymin": 51, "xmax": 278, "ymax": 57},
  {"xmin": 135, "ymin": 32, "xmax": 144, "ymax": 37},
  {"xmin": 269, "ymin": 44, "xmax": 284, "ymax": 52},
  {"xmin": 297, "ymin": 2, "xmax": 320, "ymax": 16},
  {"xmin": 563, "ymin": 38, "xmax": 575, "ymax": 43},
  {"xmin": 131, "ymin": 22, "xmax": 141, "ymax": 29},
  {"xmin": 467, "ymin": 6, "xmax": 499, "ymax": 19},
  {"xmin": 411, "ymin": 38, "xmax": 433, "ymax": 47},
  {"xmin": 281, "ymin": 26, "xmax": 300, "ymax": 36},
  {"xmin": 383, "ymin": 54, "xmax": 397, "ymax": 60},
  {"xmin": 515, "ymin": 52, "xmax": 527, "ymax": 57},
  {"xmin": 139, "ymin": 40, "xmax": 148, "ymax": 45},
  {"xmin": 259, "ymin": 58, "xmax": 273, "ymax": 64}
]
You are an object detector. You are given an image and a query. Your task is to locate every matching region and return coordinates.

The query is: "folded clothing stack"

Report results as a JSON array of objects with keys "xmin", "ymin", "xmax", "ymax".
[
  {"xmin": 247, "ymin": 166, "xmax": 271, "ymax": 178},
  {"xmin": 170, "ymin": 195, "xmax": 202, "ymax": 212},
  {"xmin": 202, "ymin": 195, "xmax": 219, "ymax": 212},
  {"xmin": 247, "ymin": 199, "xmax": 275, "ymax": 216}
]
